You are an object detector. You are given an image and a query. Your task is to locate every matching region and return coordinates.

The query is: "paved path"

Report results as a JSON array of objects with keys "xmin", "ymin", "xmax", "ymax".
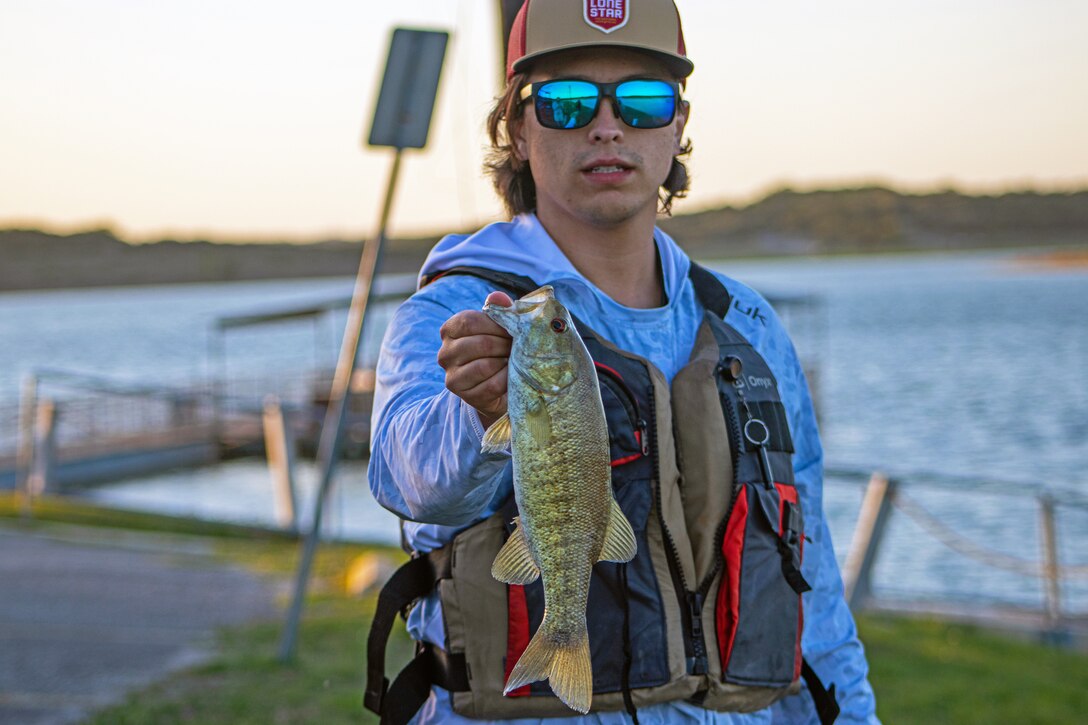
[{"xmin": 0, "ymin": 522, "xmax": 281, "ymax": 725}]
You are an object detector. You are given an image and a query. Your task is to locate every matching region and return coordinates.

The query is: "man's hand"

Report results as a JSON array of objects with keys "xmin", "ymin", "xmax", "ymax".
[{"xmin": 437, "ymin": 291, "xmax": 514, "ymax": 429}]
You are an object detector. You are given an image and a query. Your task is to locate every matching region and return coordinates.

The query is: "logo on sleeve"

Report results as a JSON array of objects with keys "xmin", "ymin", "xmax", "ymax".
[{"xmin": 584, "ymin": 0, "xmax": 629, "ymax": 33}]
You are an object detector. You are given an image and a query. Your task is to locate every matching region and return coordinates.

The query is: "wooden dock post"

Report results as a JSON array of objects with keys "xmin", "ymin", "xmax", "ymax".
[
  {"xmin": 1039, "ymin": 494, "xmax": 1062, "ymax": 628},
  {"xmin": 843, "ymin": 471, "xmax": 898, "ymax": 611},
  {"xmin": 16, "ymin": 374, "xmax": 39, "ymax": 516},
  {"xmin": 263, "ymin": 397, "xmax": 299, "ymax": 533},
  {"xmin": 26, "ymin": 399, "xmax": 59, "ymax": 503}
]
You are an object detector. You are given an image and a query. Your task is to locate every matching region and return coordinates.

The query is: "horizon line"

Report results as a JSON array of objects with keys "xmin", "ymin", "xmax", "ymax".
[{"xmin": 4, "ymin": 177, "xmax": 1086, "ymax": 245}]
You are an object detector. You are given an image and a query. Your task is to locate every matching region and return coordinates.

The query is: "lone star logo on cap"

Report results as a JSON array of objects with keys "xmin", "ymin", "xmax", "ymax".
[{"xmin": 584, "ymin": 0, "xmax": 629, "ymax": 34}]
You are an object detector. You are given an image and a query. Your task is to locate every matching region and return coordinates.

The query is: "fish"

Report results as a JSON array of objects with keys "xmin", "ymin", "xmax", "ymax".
[{"xmin": 482, "ymin": 285, "xmax": 637, "ymax": 714}]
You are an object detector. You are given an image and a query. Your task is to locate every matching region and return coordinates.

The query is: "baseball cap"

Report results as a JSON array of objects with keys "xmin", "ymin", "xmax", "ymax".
[{"xmin": 506, "ymin": 0, "xmax": 693, "ymax": 81}]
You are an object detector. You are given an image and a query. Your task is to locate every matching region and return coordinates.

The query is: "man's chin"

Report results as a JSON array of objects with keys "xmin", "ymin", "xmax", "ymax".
[{"xmin": 579, "ymin": 198, "xmax": 655, "ymax": 228}]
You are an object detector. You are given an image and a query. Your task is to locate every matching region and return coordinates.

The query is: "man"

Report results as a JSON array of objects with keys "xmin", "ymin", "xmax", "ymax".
[{"xmin": 367, "ymin": 1, "xmax": 878, "ymax": 722}]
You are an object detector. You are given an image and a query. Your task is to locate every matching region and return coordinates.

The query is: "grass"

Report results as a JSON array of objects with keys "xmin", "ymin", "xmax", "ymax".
[
  {"xmin": 5, "ymin": 494, "xmax": 1087, "ymax": 723},
  {"xmin": 860, "ymin": 615, "xmax": 1088, "ymax": 724},
  {"xmin": 0, "ymin": 493, "xmax": 298, "ymax": 540},
  {"xmin": 85, "ymin": 592, "xmax": 412, "ymax": 725}
]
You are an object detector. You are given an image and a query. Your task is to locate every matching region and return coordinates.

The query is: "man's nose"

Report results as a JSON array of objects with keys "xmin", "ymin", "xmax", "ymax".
[{"xmin": 588, "ymin": 99, "xmax": 624, "ymax": 142}]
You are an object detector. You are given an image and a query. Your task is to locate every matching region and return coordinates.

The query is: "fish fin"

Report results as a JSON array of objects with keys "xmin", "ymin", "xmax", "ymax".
[
  {"xmin": 598, "ymin": 497, "xmax": 638, "ymax": 563},
  {"xmin": 504, "ymin": 623, "xmax": 592, "ymax": 714},
  {"xmin": 526, "ymin": 400, "xmax": 551, "ymax": 447},
  {"xmin": 491, "ymin": 519, "xmax": 540, "ymax": 585},
  {"xmin": 481, "ymin": 413, "xmax": 512, "ymax": 453}
]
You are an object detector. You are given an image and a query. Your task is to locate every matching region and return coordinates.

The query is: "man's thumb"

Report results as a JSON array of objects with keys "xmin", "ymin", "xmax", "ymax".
[{"xmin": 485, "ymin": 291, "xmax": 514, "ymax": 308}]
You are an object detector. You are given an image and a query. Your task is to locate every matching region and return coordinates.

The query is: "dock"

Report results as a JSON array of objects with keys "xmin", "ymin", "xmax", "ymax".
[
  {"xmin": 0, "ymin": 367, "xmax": 374, "ymax": 493},
  {"xmin": 0, "ymin": 281, "xmax": 420, "ymax": 495}
]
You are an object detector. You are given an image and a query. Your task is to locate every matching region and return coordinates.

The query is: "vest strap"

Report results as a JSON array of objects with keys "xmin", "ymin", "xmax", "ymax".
[
  {"xmin": 420, "ymin": 265, "xmax": 539, "ymax": 297},
  {"xmin": 377, "ymin": 643, "xmax": 470, "ymax": 725},
  {"xmin": 777, "ymin": 533, "xmax": 813, "ymax": 595},
  {"xmin": 687, "ymin": 261, "xmax": 733, "ymax": 318},
  {"xmin": 364, "ymin": 547, "xmax": 453, "ymax": 718},
  {"xmin": 801, "ymin": 658, "xmax": 840, "ymax": 725}
]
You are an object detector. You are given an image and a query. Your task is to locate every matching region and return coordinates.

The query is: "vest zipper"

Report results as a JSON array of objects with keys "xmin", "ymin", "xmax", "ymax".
[
  {"xmin": 637, "ymin": 418, "xmax": 649, "ymax": 455},
  {"xmin": 684, "ymin": 376, "xmax": 747, "ymax": 681},
  {"xmin": 686, "ymin": 373, "xmax": 748, "ymax": 677},
  {"xmin": 687, "ymin": 590, "xmax": 708, "ymax": 674},
  {"xmin": 710, "ymin": 383, "xmax": 745, "ymax": 588},
  {"xmin": 647, "ymin": 377, "xmax": 710, "ymax": 676}
]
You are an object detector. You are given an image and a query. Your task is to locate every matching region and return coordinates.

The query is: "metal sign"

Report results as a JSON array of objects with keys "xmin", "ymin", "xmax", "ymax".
[
  {"xmin": 367, "ymin": 28, "xmax": 449, "ymax": 149},
  {"xmin": 280, "ymin": 26, "xmax": 448, "ymax": 663}
]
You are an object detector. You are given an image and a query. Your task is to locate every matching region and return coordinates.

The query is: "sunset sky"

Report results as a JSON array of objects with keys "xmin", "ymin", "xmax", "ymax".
[{"xmin": 2, "ymin": 0, "xmax": 1085, "ymax": 241}]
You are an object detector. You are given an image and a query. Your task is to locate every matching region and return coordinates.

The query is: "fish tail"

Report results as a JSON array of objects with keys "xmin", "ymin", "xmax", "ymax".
[{"xmin": 503, "ymin": 620, "xmax": 592, "ymax": 714}]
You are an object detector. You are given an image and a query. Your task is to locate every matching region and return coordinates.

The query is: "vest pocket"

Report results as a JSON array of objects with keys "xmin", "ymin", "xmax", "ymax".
[
  {"xmin": 715, "ymin": 481, "xmax": 805, "ymax": 687},
  {"xmin": 597, "ymin": 363, "xmax": 649, "ymax": 471}
]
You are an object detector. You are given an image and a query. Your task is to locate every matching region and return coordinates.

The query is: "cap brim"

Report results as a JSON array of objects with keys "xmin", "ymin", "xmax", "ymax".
[{"xmin": 511, "ymin": 43, "xmax": 694, "ymax": 79}]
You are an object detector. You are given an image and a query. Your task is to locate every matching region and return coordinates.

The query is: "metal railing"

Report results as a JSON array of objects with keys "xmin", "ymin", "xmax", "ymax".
[
  {"xmin": 835, "ymin": 466, "xmax": 1088, "ymax": 637},
  {"xmin": 3, "ymin": 366, "xmax": 362, "ymax": 495}
]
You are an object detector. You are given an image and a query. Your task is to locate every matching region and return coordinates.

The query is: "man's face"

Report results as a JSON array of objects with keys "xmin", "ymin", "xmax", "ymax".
[{"xmin": 512, "ymin": 47, "xmax": 689, "ymax": 231}]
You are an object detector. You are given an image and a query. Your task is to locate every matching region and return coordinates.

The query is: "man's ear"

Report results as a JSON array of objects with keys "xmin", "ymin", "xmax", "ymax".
[
  {"xmin": 674, "ymin": 99, "xmax": 690, "ymax": 154},
  {"xmin": 511, "ymin": 115, "xmax": 529, "ymax": 162}
]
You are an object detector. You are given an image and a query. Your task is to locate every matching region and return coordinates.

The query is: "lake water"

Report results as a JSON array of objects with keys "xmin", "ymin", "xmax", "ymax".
[{"xmin": 2, "ymin": 250, "xmax": 1086, "ymax": 613}]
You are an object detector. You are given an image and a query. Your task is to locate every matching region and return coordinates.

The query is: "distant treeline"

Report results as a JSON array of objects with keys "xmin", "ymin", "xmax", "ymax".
[
  {"xmin": 658, "ymin": 186, "xmax": 1088, "ymax": 258},
  {"xmin": 3, "ymin": 186, "xmax": 1086, "ymax": 291},
  {"xmin": 0, "ymin": 231, "xmax": 435, "ymax": 292}
]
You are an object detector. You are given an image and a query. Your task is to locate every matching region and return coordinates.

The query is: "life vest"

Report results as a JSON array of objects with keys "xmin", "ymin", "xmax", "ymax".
[{"xmin": 365, "ymin": 263, "xmax": 839, "ymax": 724}]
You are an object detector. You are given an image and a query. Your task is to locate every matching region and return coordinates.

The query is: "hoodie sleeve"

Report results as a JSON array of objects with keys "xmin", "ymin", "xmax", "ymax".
[
  {"xmin": 771, "ymin": 334, "xmax": 879, "ymax": 724},
  {"xmin": 725, "ymin": 285, "xmax": 879, "ymax": 725},
  {"xmin": 367, "ymin": 276, "xmax": 512, "ymax": 526}
]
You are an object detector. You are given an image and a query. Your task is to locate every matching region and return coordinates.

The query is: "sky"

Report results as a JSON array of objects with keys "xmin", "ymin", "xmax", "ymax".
[{"xmin": 1, "ymin": 0, "xmax": 1086, "ymax": 242}]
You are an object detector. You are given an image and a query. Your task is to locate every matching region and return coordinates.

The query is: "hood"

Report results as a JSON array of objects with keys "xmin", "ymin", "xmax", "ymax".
[{"xmin": 418, "ymin": 214, "xmax": 691, "ymax": 307}]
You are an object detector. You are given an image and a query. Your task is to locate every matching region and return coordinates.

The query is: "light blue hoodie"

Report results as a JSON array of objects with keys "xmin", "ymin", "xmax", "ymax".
[{"xmin": 368, "ymin": 214, "xmax": 878, "ymax": 724}]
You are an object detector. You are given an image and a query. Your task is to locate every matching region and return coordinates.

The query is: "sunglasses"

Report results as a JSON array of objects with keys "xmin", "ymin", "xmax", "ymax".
[{"xmin": 519, "ymin": 78, "xmax": 679, "ymax": 130}]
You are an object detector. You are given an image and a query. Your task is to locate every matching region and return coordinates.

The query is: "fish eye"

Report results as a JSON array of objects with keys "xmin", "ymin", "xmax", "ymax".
[{"xmin": 550, "ymin": 318, "xmax": 567, "ymax": 333}]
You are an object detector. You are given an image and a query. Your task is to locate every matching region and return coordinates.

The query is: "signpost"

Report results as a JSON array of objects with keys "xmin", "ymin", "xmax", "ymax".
[{"xmin": 278, "ymin": 27, "xmax": 448, "ymax": 662}]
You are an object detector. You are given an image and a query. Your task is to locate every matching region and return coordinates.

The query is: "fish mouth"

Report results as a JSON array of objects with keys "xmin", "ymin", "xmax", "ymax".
[
  {"xmin": 514, "ymin": 288, "xmax": 553, "ymax": 314},
  {"xmin": 520, "ymin": 286, "xmax": 554, "ymax": 303}
]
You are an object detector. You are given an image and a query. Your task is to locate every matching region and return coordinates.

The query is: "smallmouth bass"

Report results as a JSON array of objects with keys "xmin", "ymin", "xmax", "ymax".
[{"xmin": 483, "ymin": 286, "xmax": 637, "ymax": 714}]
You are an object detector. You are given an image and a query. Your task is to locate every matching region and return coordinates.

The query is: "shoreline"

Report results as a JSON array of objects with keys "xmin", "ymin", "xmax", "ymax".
[{"xmin": 2, "ymin": 241, "xmax": 1084, "ymax": 296}]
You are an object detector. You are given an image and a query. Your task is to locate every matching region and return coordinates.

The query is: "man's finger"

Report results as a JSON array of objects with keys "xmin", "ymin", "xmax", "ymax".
[
  {"xmin": 459, "ymin": 374, "xmax": 509, "ymax": 418},
  {"xmin": 440, "ymin": 310, "xmax": 508, "ymax": 341},
  {"xmin": 437, "ymin": 333, "xmax": 512, "ymax": 370},
  {"xmin": 445, "ymin": 357, "xmax": 508, "ymax": 392}
]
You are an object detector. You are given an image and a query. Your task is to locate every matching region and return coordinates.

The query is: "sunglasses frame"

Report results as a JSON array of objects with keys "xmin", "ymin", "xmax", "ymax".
[{"xmin": 518, "ymin": 77, "xmax": 681, "ymax": 130}]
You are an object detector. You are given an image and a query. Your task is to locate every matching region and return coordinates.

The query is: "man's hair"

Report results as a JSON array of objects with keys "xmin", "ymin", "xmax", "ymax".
[{"xmin": 484, "ymin": 72, "xmax": 693, "ymax": 219}]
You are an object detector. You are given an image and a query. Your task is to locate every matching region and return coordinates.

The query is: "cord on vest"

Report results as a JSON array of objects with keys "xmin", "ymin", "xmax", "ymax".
[{"xmin": 619, "ymin": 563, "xmax": 640, "ymax": 724}]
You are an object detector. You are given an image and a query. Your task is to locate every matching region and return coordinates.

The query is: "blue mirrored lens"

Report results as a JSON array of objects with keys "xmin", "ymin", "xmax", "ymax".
[
  {"xmin": 614, "ymin": 80, "xmax": 676, "ymax": 128},
  {"xmin": 532, "ymin": 79, "xmax": 677, "ymax": 130},
  {"xmin": 536, "ymin": 81, "xmax": 600, "ymax": 129}
]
